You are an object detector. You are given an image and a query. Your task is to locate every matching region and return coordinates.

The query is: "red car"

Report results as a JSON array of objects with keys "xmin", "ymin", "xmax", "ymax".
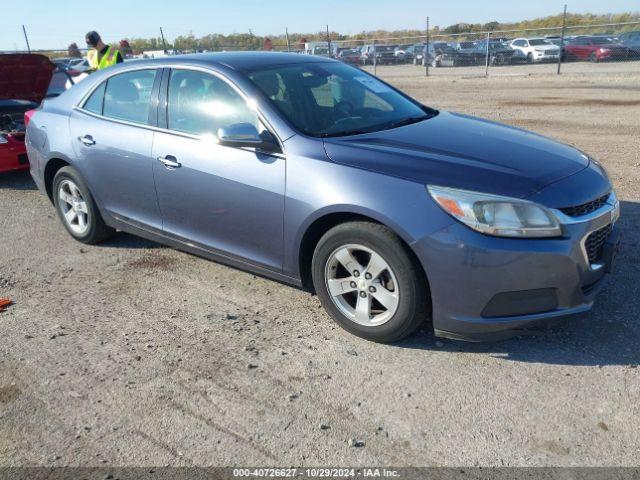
[
  {"xmin": 563, "ymin": 36, "xmax": 631, "ymax": 62},
  {"xmin": 336, "ymin": 48, "xmax": 362, "ymax": 65},
  {"xmin": 0, "ymin": 54, "xmax": 56, "ymax": 173}
]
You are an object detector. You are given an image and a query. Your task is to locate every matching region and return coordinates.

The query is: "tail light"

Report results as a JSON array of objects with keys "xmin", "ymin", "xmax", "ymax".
[{"xmin": 24, "ymin": 109, "xmax": 36, "ymax": 127}]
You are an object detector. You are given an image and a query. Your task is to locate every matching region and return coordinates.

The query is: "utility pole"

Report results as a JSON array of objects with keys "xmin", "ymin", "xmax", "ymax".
[
  {"xmin": 425, "ymin": 17, "xmax": 430, "ymax": 77},
  {"xmin": 557, "ymin": 4, "xmax": 567, "ymax": 75},
  {"xmin": 159, "ymin": 27, "xmax": 168, "ymax": 53},
  {"xmin": 484, "ymin": 31, "xmax": 491, "ymax": 77},
  {"xmin": 326, "ymin": 25, "xmax": 331, "ymax": 57},
  {"xmin": 22, "ymin": 25, "xmax": 31, "ymax": 53},
  {"xmin": 286, "ymin": 27, "xmax": 291, "ymax": 52}
]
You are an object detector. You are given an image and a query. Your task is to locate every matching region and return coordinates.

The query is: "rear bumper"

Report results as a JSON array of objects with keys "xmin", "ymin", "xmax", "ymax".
[
  {"xmin": 0, "ymin": 137, "xmax": 29, "ymax": 173},
  {"xmin": 412, "ymin": 195, "xmax": 620, "ymax": 341}
]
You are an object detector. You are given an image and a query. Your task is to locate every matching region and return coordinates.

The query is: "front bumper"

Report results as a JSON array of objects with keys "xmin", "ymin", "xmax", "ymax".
[
  {"xmin": 412, "ymin": 193, "xmax": 620, "ymax": 341},
  {"xmin": 533, "ymin": 51, "xmax": 560, "ymax": 62},
  {"xmin": 598, "ymin": 49, "xmax": 630, "ymax": 61}
]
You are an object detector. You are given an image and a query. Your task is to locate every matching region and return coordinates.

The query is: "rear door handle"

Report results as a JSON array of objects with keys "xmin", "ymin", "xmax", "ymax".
[
  {"xmin": 157, "ymin": 155, "xmax": 181, "ymax": 169},
  {"xmin": 78, "ymin": 135, "xmax": 95, "ymax": 146}
]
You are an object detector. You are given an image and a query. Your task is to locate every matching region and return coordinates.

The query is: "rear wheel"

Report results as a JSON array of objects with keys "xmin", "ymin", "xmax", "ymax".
[
  {"xmin": 53, "ymin": 166, "xmax": 114, "ymax": 244},
  {"xmin": 312, "ymin": 222, "xmax": 429, "ymax": 343}
]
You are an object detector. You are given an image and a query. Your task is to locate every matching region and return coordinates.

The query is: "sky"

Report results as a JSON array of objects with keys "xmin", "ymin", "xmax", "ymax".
[{"xmin": 2, "ymin": 0, "xmax": 638, "ymax": 51}]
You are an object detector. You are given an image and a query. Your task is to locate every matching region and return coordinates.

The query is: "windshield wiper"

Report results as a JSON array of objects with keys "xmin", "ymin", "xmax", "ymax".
[
  {"xmin": 319, "ymin": 111, "xmax": 437, "ymax": 138},
  {"xmin": 384, "ymin": 115, "xmax": 431, "ymax": 130},
  {"xmin": 319, "ymin": 129, "xmax": 374, "ymax": 138}
]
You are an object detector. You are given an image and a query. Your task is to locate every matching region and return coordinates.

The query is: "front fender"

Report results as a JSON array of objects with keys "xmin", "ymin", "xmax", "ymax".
[{"xmin": 282, "ymin": 151, "xmax": 453, "ymax": 279}]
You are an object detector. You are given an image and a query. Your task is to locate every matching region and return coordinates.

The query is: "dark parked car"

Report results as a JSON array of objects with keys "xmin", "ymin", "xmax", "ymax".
[
  {"xmin": 26, "ymin": 53, "xmax": 620, "ymax": 342},
  {"xmin": 412, "ymin": 42, "xmax": 450, "ymax": 66},
  {"xmin": 563, "ymin": 36, "xmax": 630, "ymax": 62},
  {"xmin": 413, "ymin": 43, "xmax": 476, "ymax": 68},
  {"xmin": 471, "ymin": 40, "xmax": 525, "ymax": 65},
  {"xmin": 336, "ymin": 48, "xmax": 361, "ymax": 64},
  {"xmin": 360, "ymin": 44, "xmax": 399, "ymax": 65},
  {"xmin": 455, "ymin": 41, "xmax": 478, "ymax": 54},
  {"xmin": 616, "ymin": 31, "xmax": 640, "ymax": 57},
  {"xmin": 393, "ymin": 44, "xmax": 413, "ymax": 63}
]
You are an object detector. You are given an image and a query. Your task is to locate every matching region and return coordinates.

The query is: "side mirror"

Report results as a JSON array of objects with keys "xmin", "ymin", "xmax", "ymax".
[{"xmin": 217, "ymin": 123, "xmax": 280, "ymax": 153}]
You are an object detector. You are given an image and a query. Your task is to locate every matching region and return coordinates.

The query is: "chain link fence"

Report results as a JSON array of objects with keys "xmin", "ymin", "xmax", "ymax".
[{"xmin": 5, "ymin": 18, "xmax": 640, "ymax": 79}]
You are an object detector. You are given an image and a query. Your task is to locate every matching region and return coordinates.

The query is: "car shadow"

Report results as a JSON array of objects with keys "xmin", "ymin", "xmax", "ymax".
[
  {"xmin": 396, "ymin": 200, "xmax": 640, "ymax": 367},
  {"xmin": 101, "ymin": 233, "xmax": 162, "ymax": 250},
  {"xmin": 0, "ymin": 170, "xmax": 37, "ymax": 190},
  {"xmin": 0, "ymin": 170, "xmax": 159, "ymax": 249}
]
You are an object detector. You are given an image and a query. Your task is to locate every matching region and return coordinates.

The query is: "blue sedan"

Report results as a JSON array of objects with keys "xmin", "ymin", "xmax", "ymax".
[{"xmin": 25, "ymin": 52, "xmax": 620, "ymax": 342}]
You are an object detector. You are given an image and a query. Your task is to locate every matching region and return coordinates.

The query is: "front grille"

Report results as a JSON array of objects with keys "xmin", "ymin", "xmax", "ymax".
[
  {"xmin": 585, "ymin": 223, "xmax": 613, "ymax": 264},
  {"xmin": 560, "ymin": 193, "xmax": 610, "ymax": 217}
]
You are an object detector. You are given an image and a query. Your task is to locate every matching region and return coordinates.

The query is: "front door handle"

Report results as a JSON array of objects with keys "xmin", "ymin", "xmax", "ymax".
[
  {"xmin": 78, "ymin": 135, "xmax": 95, "ymax": 146},
  {"xmin": 157, "ymin": 155, "xmax": 181, "ymax": 169}
]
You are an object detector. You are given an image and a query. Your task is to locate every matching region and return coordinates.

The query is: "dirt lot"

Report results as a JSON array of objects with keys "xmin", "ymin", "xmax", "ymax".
[{"xmin": 1, "ymin": 68, "xmax": 639, "ymax": 467}]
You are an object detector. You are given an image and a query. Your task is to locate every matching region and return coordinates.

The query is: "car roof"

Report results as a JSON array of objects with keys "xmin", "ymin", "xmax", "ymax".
[{"xmin": 120, "ymin": 51, "xmax": 334, "ymax": 71}]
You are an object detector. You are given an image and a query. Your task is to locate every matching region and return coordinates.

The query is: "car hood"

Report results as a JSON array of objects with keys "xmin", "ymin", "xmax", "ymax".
[
  {"xmin": 0, "ymin": 54, "xmax": 56, "ymax": 103},
  {"xmin": 322, "ymin": 111, "xmax": 590, "ymax": 199}
]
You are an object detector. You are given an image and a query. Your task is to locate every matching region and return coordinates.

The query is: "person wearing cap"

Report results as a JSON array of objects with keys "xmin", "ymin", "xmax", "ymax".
[{"xmin": 85, "ymin": 31, "xmax": 123, "ymax": 71}]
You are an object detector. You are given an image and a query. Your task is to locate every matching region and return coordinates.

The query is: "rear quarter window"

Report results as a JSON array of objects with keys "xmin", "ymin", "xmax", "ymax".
[{"xmin": 83, "ymin": 82, "xmax": 106, "ymax": 114}]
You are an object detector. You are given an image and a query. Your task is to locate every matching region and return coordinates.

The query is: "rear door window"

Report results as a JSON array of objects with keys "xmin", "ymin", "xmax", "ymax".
[{"xmin": 102, "ymin": 70, "xmax": 158, "ymax": 125}]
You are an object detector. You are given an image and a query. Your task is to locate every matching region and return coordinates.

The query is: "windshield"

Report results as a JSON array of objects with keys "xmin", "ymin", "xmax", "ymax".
[
  {"xmin": 488, "ymin": 42, "xmax": 510, "ymax": 50},
  {"xmin": 529, "ymin": 39, "xmax": 550, "ymax": 46},
  {"xmin": 246, "ymin": 62, "xmax": 435, "ymax": 137},
  {"xmin": 377, "ymin": 46, "xmax": 396, "ymax": 52}
]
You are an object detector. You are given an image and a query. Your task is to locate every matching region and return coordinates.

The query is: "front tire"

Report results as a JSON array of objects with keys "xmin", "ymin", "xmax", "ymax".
[
  {"xmin": 53, "ymin": 166, "xmax": 114, "ymax": 244},
  {"xmin": 312, "ymin": 222, "xmax": 429, "ymax": 343}
]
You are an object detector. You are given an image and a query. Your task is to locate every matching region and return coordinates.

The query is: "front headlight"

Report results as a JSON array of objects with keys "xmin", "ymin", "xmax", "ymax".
[
  {"xmin": 0, "ymin": 134, "xmax": 8, "ymax": 145},
  {"xmin": 427, "ymin": 185, "xmax": 562, "ymax": 238}
]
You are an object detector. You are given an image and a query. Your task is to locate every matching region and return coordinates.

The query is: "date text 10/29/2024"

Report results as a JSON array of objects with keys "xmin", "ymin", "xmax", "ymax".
[{"xmin": 232, "ymin": 468, "xmax": 401, "ymax": 478}]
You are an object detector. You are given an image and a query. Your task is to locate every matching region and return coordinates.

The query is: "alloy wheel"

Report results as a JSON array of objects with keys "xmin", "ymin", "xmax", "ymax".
[
  {"xmin": 58, "ymin": 179, "xmax": 90, "ymax": 235},
  {"xmin": 325, "ymin": 244, "xmax": 399, "ymax": 326}
]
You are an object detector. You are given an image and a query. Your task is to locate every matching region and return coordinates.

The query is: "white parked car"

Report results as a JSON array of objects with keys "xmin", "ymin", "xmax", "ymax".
[{"xmin": 510, "ymin": 38, "xmax": 560, "ymax": 63}]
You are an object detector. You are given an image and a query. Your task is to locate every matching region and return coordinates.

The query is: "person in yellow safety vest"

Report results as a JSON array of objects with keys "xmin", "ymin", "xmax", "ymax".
[{"xmin": 85, "ymin": 31, "xmax": 123, "ymax": 71}]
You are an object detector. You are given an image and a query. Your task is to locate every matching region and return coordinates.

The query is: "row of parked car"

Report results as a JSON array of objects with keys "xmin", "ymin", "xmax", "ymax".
[{"xmin": 329, "ymin": 31, "xmax": 640, "ymax": 67}]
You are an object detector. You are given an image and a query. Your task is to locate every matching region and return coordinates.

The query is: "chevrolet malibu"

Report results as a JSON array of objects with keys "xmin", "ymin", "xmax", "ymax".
[{"xmin": 26, "ymin": 53, "xmax": 620, "ymax": 342}]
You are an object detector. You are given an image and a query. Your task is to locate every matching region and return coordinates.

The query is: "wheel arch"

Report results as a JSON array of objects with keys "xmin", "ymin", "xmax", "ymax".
[
  {"xmin": 296, "ymin": 209, "xmax": 429, "ymax": 296},
  {"xmin": 43, "ymin": 157, "xmax": 72, "ymax": 203}
]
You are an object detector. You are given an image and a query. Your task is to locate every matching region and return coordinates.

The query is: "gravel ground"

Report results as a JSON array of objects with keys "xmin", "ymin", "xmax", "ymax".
[{"xmin": 0, "ymin": 68, "xmax": 639, "ymax": 467}]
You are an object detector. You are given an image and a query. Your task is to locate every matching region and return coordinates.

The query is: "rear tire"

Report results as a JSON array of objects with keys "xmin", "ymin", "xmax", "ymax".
[
  {"xmin": 53, "ymin": 166, "xmax": 114, "ymax": 244},
  {"xmin": 312, "ymin": 221, "xmax": 429, "ymax": 343}
]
